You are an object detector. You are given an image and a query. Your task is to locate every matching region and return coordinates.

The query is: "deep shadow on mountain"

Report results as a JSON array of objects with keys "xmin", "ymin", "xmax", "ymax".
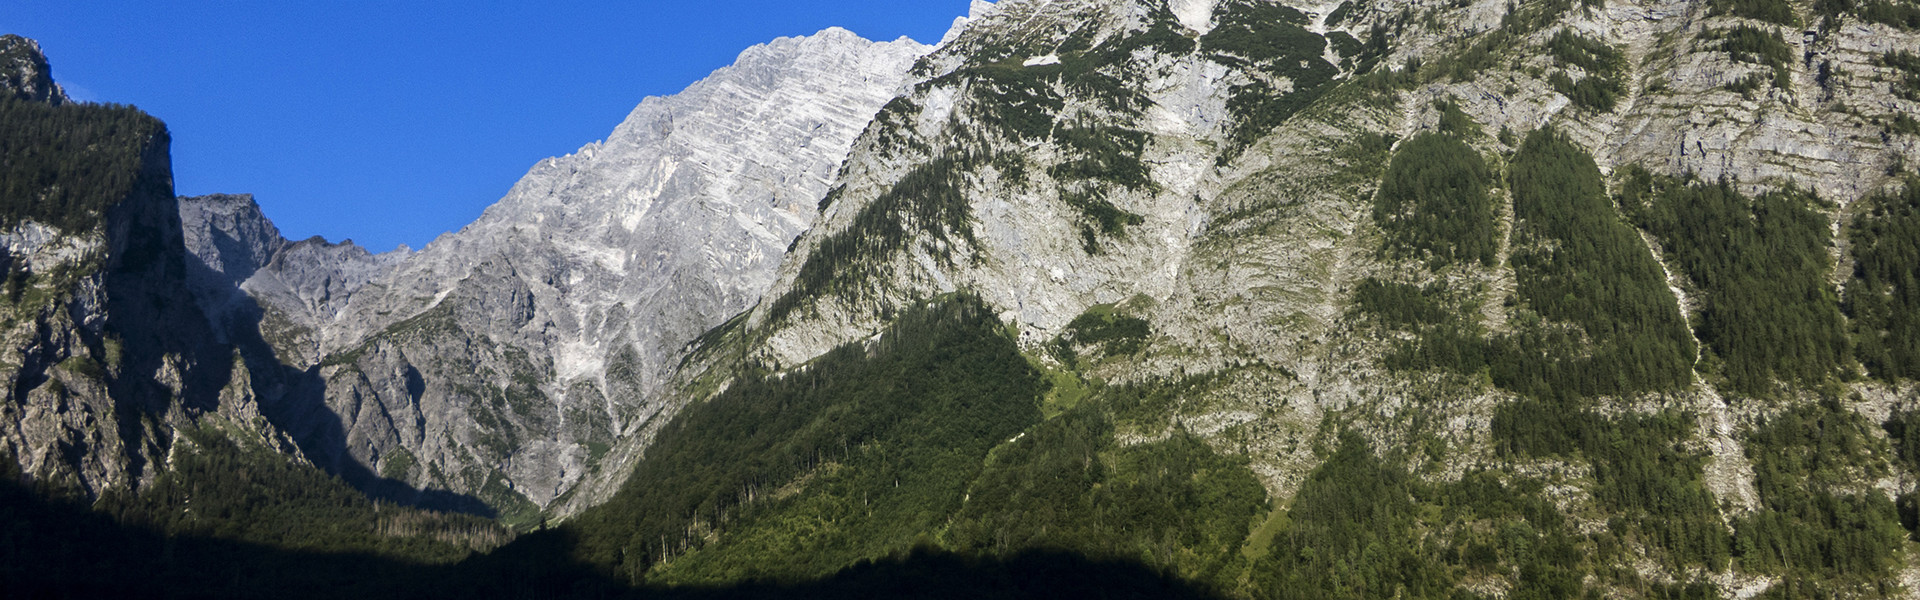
[
  {"xmin": 1, "ymin": 475, "xmax": 1227, "ymax": 600},
  {"xmin": 218, "ymin": 287, "xmax": 500, "ymax": 518},
  {"xmin": 173, "ymin": 222, "xmax": 496, "ymax": 518}
]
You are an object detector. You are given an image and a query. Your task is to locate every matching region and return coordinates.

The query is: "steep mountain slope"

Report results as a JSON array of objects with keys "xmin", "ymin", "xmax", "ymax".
[
  {"xmin": 191, "ymin": 28, "xmax": 933, "ymax": 520},
  {"xmin": 11, "ymin": 0, "xmax": 1920, "ymax": 596},
  {"xmin": 0, "ymin": 55, "xmax": 258, "ymax": 495},
  {"xmin": 551, "ymin": 0, "xmax": 1920, "ymax": 597},
  {"xmin": 0, "ymin": 36, "xmax": 537, "ymax": 579}
]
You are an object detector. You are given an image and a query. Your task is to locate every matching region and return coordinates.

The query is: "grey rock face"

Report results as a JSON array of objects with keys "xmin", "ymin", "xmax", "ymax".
[
  {"xmin": 178, "ymin": 194, "xmax": 288, "ymax": 337},
  {"xmin": 179, "ymin": 194, "xmax": 285, "ymax": 285},
  {"xmin": 748, "ymin": 0, "xmax": 1309, "ymax": 368},
  {"xmin": 199, "ymin": 27, "xmax": 930, "ymax": 517},
  {"xmin": 0, "ymin": 34, "xmax": 68, "ymax": 105},
  {"xmin": 244, "ymin": 238, "xmax": 410, "ymax": 344},
  {"xmin": 177, "ymin": 192, "xmax": 410, "ymax": 364}
]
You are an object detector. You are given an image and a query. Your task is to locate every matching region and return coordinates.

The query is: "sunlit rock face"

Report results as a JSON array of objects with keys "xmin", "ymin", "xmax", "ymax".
[{"xmin": 187, "ymin": 28, "xmax": 930, "ymax": 517}]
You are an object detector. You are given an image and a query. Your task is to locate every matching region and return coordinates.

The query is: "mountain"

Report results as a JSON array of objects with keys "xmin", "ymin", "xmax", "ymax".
[
  {"xmin": 0, "ymin": 38, "xmax": 513, "ymax": 575},
  {"xmin": 0, "ymin": 43, "xmax": 251, "ymax": 495},
  {"xmin": 172, "ymin": 27, "xmax": 931, "ymax": 521},
  {"xmin": 555, "ymin": 0, "xmax": 1920, "ymax": 596},
  {"xmin": 10, "ymin": 0, "xmax": 1920, "ymax": 597}
]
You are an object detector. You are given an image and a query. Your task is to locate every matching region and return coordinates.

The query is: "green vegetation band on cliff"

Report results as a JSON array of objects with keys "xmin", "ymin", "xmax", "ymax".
[{"xmin": 0, "ymin": 97, "xmax": 167, "ymax": 233}]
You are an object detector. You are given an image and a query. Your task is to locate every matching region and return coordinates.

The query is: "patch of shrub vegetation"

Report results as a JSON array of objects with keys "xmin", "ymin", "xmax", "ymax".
[
  {"xmin": 1884, "ymin": 409, "xmax": 1920, "ymax": 474},
  {"xmin": 1062, "ymin": 189, "xmax": 1145, "ymax": 254},
  {"xmin": 379, "ymin": 447, "xmax": 416, "ymax": 480},
  {"xmin": 565, "ymin": 295, "xmax": 1046, "ymax": 583},
  {"xmin": 1726, "ymin": 73, "xmax": 1769, "ymax": 98},
  {"xmin": 1889, "ymin": 113, "xmax": 1920, "ymax": 136},
  {"xmin": 947, "ymin": 407, "xmax": 1265, "ymax": 591},
  {"xmin": 1733, "ymin": 401, "xmax": 1906, "ymax": 594},
  {"xmin": 1048, "ymin": 126, "xmax": 1152, "ymax": 251},
  {"xmin": 1252, "ymin": 428, "xmax": 1707, "ymax": 599},
  {"xmin": 961, "ymin": 68, "xmax": 1068, "ymax": 141},
  {"xmin": 1711, "ymin": 0, "xmax": 1800, "ymax": 25},
  {"xmin": 1202, "ymin": 0, "xmax": 1339, "ymax": 158},
  {"xmin": 0, "ymin": 97, "xmax": 168, "ymax": 233},
  {"xmin": 1494, "ymin": 405, "xmax": 1733, "ymax": 569},
  {"xmin": 1049, "ymin": 126, "xmax": 1152, "ymax": 189},
  {"xmin": 1353, "ymin": 278, "xmax": 1455, "ymax": 329},
  {"xmin": 1429, "ymin": 0, "xmax": 1578, "ymax": 84},
  {"xmin": 1054, "ymin": 303, "xmax": 1151, "ymax": 365},
  {"xmin": 1828, "ymin": 0, "xmax": 1920, "ymax": 29},
  {"xmin": 1102, "ymin": 377, "xmax": 1212, "ymax": 433},
  {"xmin": 1326, "ymin": 31, "xmax": 1364, "ymax": 67},
  {"xmin": 1619, "ymin": 169, "xmax": 1849, "ymax": 393},
  {"xmin": 1845, "ymin": 177, "xmax": 1920, "ymax": 381},
  {"xmin": 1700, "ymin": 25, "xmax": 1794, "ymax": 90},
  {"xmin": 1502, "ymin": 128, "xmax": 1697, "ymax": 400},
  {"xmin": 1434, "ymin": 100, "xmax": 1481, "ymax": 138},
  {"xmin": 1252, "ymin": 432, "xmax": 1454, "ymax": 600},
  {"xmin": 861, "ymin": 97, "xmax": 929, "ymax": 162},
  {"xmin": 1546, "ymin": 30, "xmax": 1625, "ymax": 111},
  {"xmin": 1883, "ymin": 51, "xmax": 1920, "ymax": 102},
  {"xmin": 1359, "ymin": 134, "xmax": 1697, "ymax": 403},
  {"xmin": 768, "ymin": 156, "xmax": 975, "ymax": 322},
  {"xmin": 95, "ymin": 427, "xmax": 508, "ymax": 558},
  {"xmin": 1371, "ymin": 132, "xmax": 1498, "ymax": 268}
]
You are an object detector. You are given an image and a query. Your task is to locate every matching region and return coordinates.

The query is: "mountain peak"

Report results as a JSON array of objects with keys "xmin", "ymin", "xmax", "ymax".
[{"xmin": 0, "ymin": 34, "xmax": 70, "ymax": 105}]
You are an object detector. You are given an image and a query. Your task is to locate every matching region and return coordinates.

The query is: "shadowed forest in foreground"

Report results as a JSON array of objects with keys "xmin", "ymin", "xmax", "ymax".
[{"xmin": 0, "ymin": 474, "xmax": 1224, "ymax": 600}]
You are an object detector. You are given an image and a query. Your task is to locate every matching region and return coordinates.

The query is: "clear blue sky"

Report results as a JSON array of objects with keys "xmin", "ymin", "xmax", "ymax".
[{"xmin": 3, "ymin": 1, "xmax": 968, "ymax": 252}]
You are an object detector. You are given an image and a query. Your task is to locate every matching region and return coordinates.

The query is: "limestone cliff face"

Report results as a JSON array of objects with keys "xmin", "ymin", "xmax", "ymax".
[
  {"xmin": 182, "ymin": 28, "xmax": 931, "ymax": 518},
  {"xmin": 737, "ymin": 0, "xmax": 1920, "ymax": 477}
]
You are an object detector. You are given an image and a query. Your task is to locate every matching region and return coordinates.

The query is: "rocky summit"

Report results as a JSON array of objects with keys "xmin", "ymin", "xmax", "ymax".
[
  {"xmin": 7, "ymin": 0, "xmax": 1920, "ymax": 598},
  {"xmin": 171, "ymin": 27, "xmax": 932, "ymax": 520}
]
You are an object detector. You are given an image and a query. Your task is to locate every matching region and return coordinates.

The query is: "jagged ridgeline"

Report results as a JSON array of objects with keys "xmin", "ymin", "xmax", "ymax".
[
  {"xmin": 765, "ymin": 0, "xmax": 1352, "ymax": 325},
  {"xmin": 10, "ymin": 0, "xmax": 1920, "ymax": 596},
  {"xmin": 0, "ymin": 37, "xmax": 520, "ymax": 598}
]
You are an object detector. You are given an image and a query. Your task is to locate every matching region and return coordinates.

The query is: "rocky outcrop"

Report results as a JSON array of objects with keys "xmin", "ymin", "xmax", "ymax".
[
  {"xmin": 179, "ymin": 194, "xmax": 283, "ymax": 285},
  {"xmin": 1, "ymin": 87, "xmax": 279, "ymax": 497},
  {"xmin": 0, "ymin": 34, "xmax": 67, "ymax": 105}
]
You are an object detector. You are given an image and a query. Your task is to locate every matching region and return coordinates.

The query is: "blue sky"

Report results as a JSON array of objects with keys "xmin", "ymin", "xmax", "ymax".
[{"xmin": 4, "ymin": 1, "xmax": 968, "ymax": 251}]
